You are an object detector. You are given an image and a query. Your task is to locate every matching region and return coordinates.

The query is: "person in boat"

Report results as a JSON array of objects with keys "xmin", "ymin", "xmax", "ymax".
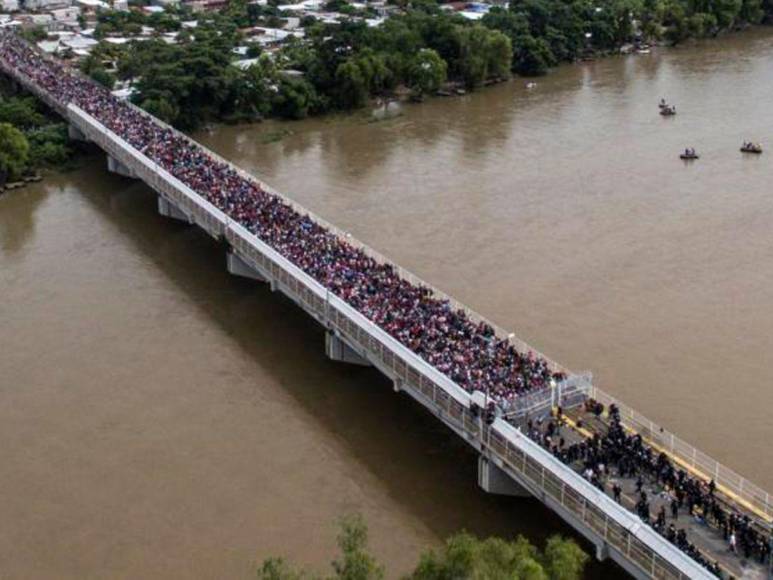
[{"xmin": 659, "ymin": 98, "xmax": 667, "ymax": 108}]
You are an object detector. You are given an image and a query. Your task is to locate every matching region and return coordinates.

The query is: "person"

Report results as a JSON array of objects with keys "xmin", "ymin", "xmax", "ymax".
[
  {"xmin": 729, "ymin": 531, "xmax": 737, "ymax": 553},
  {"xmin": 656, "ymin": 505, "xmax": 666, "ymax": 528},
  {"xmin": 613, "ymin": 483, "xmax": 622, "ymax": 503},
  {"xmin": 671, "ymin": 497, "xmax": 679, "ymax": 519}
]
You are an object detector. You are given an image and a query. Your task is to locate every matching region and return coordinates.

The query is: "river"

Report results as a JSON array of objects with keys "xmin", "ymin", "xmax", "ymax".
[{"xmin": 2, "ymin": 28, "xmax": 773, "ymax": 579}]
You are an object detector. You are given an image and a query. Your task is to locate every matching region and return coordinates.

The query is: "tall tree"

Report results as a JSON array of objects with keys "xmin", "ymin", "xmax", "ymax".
[{"xmin": 0, "ymin": 122, "xmax": 30, "ymax": 182}]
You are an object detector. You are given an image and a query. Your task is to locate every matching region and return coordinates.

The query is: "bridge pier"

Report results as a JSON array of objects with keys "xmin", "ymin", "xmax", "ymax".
[
  {"xmin": 68, "ymin": 124, "xmax": 88, "ymax": 142},
  {"xmin": 325, "ymin": 332, "xmax": 371, "ymax": 367},
  {"xmin": 595, "ymin": 542, "xmax": 609, "ymax": 562},
  {"xmin": 477, "ymin": 456, "xmax": 531, "ymax": 497},
  {"xmin": 107, "ymin": 155, "xmax": 137, "ymax": 178},
  {"xmin": 226, "ymin": 250, "xmax": 266, "ymax": 282},
  {"xmin": 157, "ymin": 195, "xmax": 192, "ymax": 223}
]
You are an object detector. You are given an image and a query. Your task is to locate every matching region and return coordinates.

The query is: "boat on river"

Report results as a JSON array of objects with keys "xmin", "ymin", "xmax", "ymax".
[
  {"xmin": 660, "ymin": 105, "xmax": 677, "ymax": 116},
  {"xmin": 740, "ymin": 142, "xmax": 763, "ymax": 154},
  {"xmin": 680, "ymin": 148, "xmax": 699, "ymax": 160}
]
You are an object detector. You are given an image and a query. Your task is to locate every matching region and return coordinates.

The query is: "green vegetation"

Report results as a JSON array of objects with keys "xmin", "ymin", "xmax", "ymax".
[
  {"xmin": 0, "ymin": 92, "xmax": 76, "ymax": 185},
  {"xmin": 256, "ymin": 514, "xmax": 589, "ymax": 580},
  {"xmin": 74, "ymin": 0, "xmax": 773, "ymax": 129},
  {"xmin": 0, "ymin": 123, "xmax": 30, "ymax": 183}
]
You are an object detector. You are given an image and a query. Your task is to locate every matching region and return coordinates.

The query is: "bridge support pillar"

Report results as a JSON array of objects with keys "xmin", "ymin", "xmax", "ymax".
[
  {"xmin": 477, "ymin": 456, "xmax": 530, "ymax": 497},
  {"xmin": 226, "ymin": 250, "xmax": 266, "ymax": 282},
  {"xmin": 157, "ymin": 196, "xmax": 192, "ymax": 223},
  {"xmin": 68, "ymin": 124, "xmax": 88, "ymax": 142},
  {"xmin": 325, "ymin": 332, "xmax": 371, "ymax": 367},
  {"xmin": 595, "ymin": 543, "xmax": 609, "ymax": 562},
  {"xmin": 107, "ymin": 155, "xmax": 137, "ymax": 178}
]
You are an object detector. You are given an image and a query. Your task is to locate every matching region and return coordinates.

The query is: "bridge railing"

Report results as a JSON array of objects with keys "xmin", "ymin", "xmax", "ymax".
[
  {"xmin": 486, "ymin": 420, "xmax": 713, "ymax": 580},
  {"xmin": 588, "ymin": 386, "xmax": 773, "ymax": 525}
]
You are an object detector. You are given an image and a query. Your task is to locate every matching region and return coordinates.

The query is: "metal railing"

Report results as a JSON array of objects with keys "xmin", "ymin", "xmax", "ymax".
[{"xmin": 589, "ymin": 386, "xmax": 773, "ymax": 525}]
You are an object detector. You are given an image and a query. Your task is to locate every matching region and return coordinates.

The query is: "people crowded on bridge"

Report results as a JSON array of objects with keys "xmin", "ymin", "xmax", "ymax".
[
  {"xmin": 0, "ymin": 30, "xmax": 563, "ymax": 408},
  {"xmin": 525, "ymin": 403, "xmax": 772, "ymax": 577}
]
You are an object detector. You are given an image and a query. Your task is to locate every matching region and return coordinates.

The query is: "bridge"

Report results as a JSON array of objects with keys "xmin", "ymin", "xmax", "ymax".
[{"xmin": 1, "ymin": 32, "xmax": 770, "ymax": 580}]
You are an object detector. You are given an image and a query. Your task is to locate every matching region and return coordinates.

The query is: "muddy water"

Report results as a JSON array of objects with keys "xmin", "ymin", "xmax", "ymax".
[
  {"xmin": 199, "ymin": 28, "xmax": 773, "ymax": 489},
  {"xmin": 2, "ymin": 27, "xmax": 773, "ymax": 579}
]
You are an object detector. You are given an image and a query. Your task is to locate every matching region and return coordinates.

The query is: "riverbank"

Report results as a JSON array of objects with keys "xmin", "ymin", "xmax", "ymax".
[{"xmin": 0, "ymin": 83, "xmax": 90, "ymax": 193}]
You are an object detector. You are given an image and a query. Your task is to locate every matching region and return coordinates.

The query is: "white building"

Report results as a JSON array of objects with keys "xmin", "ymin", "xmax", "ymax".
[
  {"xmin": 1, "ymin": 0, "xmax": 19, "ymax": 12},
  {"xmin": 50, "ymin": 5, "xmax": 80, "ymax": 22},
  {"xmin": 24, "ymin": 0, "xmax": 71, "ymax": 10}
]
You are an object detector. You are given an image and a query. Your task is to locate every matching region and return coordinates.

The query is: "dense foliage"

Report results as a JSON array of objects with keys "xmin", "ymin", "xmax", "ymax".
[
  {"xmin": 77, "ymin": 0, "xmax": 773, "ymax": 129},
  {"xmin": 0, "ymin": 92, "xmax": 75, "ymax": 183},
  {"xmin": 81, "ymin": 4, "xmax": 511, "ymax": 128},
  {"xmin": 255, "ymin": 515, "xmax": 588, "ymax": 580}
]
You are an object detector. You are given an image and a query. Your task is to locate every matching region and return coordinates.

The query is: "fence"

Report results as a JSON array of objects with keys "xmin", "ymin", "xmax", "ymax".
[{"xmin": 589, "ymin": 386, "xmax": 773, "ymax": 525}]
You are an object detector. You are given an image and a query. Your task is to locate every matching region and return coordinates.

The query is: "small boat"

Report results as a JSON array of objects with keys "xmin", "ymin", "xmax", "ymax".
[
  {"xmin": 740, "ymin": 142, "xmax": 763, "ymax": 154},
  {"xmin": 680, "ymin": 149, "xmax": 699, "ymax": 160},
  {"xmin": 660, "ymin": 105, "xmax": 676, "ymax": 116},
  {"xmin": 526, "ymin": 82, "xmax": 537, "ymax": 89}
]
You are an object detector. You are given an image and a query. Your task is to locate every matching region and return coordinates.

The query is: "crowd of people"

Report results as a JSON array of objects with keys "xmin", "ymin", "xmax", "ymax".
[
  {"xmin": 525, "ymin": 403, "xmax": 772, "ymax": 577},
  {"xmin": 0, "ymin": 31, "xmax": 565, "ymax": 409}
]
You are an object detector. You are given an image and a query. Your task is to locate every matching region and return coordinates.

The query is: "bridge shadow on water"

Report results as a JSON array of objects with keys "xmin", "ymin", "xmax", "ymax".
[{"xmin": 79, "ymin": 166, "xmax": 621, "ymax": 579}]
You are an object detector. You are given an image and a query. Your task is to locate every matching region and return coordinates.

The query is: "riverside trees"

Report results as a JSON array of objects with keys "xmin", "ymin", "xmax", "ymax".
[
  {"xmin": 0, "ymin": 93, "xmax": 75, "ymax": 183},
  {"xmin": 255, "ymin": 515, "xmax": 589, "ymax": 580},
  {"xmin": 79, "ymin": 0, "xmax": 773, "ymax": 129}
]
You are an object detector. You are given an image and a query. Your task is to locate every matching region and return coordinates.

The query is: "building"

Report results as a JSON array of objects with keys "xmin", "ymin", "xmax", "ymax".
[{"xmin": 50, "ymin": 5, "xmax": 80, "ymax": 23}]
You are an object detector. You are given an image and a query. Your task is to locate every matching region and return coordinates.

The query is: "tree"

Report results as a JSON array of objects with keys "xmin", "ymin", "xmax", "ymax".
[
  {"xmin": 406, "ymin": 48, "xmax": 447, "ymax": 97},
  {"xmin": 140, "ymin": 97, "xmax": 179, "ymax": 124},
  {"xmin": 89, "ymin": 67, "xmax": 117, "ymax": 90},
  {"xmin": 256, "ymin": 515, "xmax": 383, "ymax": 580},
  {"xmin": 542, "ymin": 536, "xmax": 589, "ymax": 580},
  {"xmin": 257, "ymin": 516, "xmax": 587, "ymax": 580},
  {"xmin": 334, "ymin": 59, "xmax": 369, "ymax": 109},
  {"xmin": 407, "ymin": 532, "xmax": 588, "ymax": 580},
  {"xmin": 256, "ymin": 558, "xmax": 311, "ymax": 580},
  {"xmin": 485, "ymin": 30, "xmax": 513, "ymax": 79},
  {"xmin": 513, "ymin": 33, "xmax": 554, "ymax": 75},
  {"xmin": 27, "ymin": 124, "xmax": 72, "ymax": 167},
  {"xmin": 272, "ymin": 77, "xmax": 320, "ymax": 119},
  {"xmin": 331, "ymin": 514, "xmax": 384, "ymax": 580},
  {"xmin": 0, "ymin": 96, "xmax": 45, "ymax": 129},
  {"xmin": 0, "ymin": 122, "xmax": 30, "ymax": 181}
]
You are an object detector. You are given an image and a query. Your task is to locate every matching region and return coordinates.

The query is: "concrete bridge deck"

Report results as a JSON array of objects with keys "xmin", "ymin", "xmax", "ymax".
[{"xmin": 1, "ymin": 34, "xmax": 770, "ymax": 580}]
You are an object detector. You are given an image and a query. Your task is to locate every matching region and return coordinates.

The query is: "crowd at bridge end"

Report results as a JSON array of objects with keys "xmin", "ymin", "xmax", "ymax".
[
  {"xmin": 1, "ymin": 29, "xmax": 771, "ymax": 580},
  {"xmin": 522, "ymin": 402, "xmax": 772, "ymax": 578}
]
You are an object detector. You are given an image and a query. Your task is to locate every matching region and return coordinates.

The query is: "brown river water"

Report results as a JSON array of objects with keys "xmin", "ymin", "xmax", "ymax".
[{"xmin": 2, "ymin": 28, "xmax": 773, "ymax": 579}]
